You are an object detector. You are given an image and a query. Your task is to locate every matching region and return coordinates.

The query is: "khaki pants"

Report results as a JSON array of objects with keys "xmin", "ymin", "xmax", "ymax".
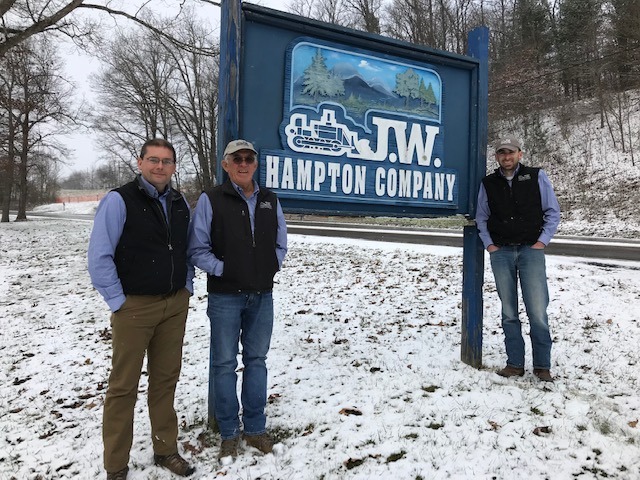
[{"xmin": 103, "ymin": 289, "xmax": 190, "ymax": 472}]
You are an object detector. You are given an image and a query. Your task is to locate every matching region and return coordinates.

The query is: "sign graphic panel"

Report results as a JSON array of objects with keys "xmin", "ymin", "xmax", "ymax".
[{"xmin": 262, "ymin": 39, "xmax": 458, "ymax": 210}]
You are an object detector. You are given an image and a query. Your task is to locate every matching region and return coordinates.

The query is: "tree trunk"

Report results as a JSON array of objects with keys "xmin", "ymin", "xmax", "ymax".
[
  {"xmin": 1, "ymin": 104, "xmax": 18, "ymax": 222},
  {"xmin": 0, "ymin": 156, "xmax": 14, "ymax": 222},
  {"xmin": 15, "ymin": 114, "xmax": 29, "ymax": 221}
]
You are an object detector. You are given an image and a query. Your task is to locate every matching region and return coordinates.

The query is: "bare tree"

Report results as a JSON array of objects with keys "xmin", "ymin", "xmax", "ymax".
[
  {"xmin": 286, "ymin": 0, "xmax": 317, "ymax": 18},
  {"xmin": 344, "ymin": 0, "xmax": 382, "ymax": 33},
  {"xmin": 91, "ymin": 29, "xmax": 180, "ymax": 173},
  {"xmin": 385, "ymin": 0, "xmax": 448, "ymax": 49},
  {"xmin": 0, "ymin": 37, "xmax": 75, "ymax": 221},
  {"xmin": 92, "ymin": 9, "xmax": 219, "ymax": 190},
  {"xmin": 0, "ymin": 36, "xmax": 74, "ymax": 221},
  {"xmin": 289, "ymin": 0, "xmax": 355, "ymax": 26},
  {"xmin": 0, "ymin": 0, "xmax": 217, "ymax": 58},
  {"xmin": 155, "ymin": 8, "xmax": 220, "ymax": 189},
  {"xmin": 28, "ymin": 151, "xmax": 61, "ymax": 205},
  {"xmin": 0, "ymin": 52, "xmax": 19, "ymax": 221}
]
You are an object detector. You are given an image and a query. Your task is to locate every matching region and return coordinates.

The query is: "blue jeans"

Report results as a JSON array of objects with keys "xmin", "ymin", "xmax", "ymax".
[
  {"xmin": 489, "ymin": 246, "xmax": 552, "ymax": 370},
  {"xmin": 207, "ymin": 292, "xmax": 274, "ymax": 440}
]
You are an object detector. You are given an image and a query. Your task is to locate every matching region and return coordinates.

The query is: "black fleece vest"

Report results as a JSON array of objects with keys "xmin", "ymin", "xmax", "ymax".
[
  {"xmin": 482, "ymin": 164, "xmax": 543, "ymax": 246},
  {"xmin": 205, "ymin": 181, "xmax": 279, "ymax": 293},
  {"xmin": 114, "ymin": 178, "xmax": 190, "ymax": 295}
]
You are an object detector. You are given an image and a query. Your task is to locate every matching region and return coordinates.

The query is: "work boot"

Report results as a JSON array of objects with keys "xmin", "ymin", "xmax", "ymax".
[
  {"xmin": 496, "ymin": 365, "xmax": 525, "ymax": 378},
  {"xmin": 218, "ymin": 436, "xmax": 241, "ymax": 462},
  {"xmin": 106, "ymin": 466, "xmax": 128, "ymax": 480},
  {"xmin": 154, "ymin": 452, "xmax": 195, "ymax": 477},
  {"xmin": 534, "ymin": 369, "xmax": 554, "ymax": 382},
  {"xmin": 244, "ymin": 432, "xmax": 274, "ymax": 454}
]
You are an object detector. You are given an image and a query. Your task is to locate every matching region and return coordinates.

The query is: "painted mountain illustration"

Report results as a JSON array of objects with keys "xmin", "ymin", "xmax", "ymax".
[{"xmin": 290, "ymin": 54, "xmax": 439, "ymax": 124}]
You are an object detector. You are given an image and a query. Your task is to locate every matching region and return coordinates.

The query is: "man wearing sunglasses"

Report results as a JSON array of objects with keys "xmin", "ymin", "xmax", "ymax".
[
  {"xmin": 88, "ymin": 138, "xmax": 195, "ymax": 479},
  {"xmin": 188, "ymin": 139, "xmax": 288, "ymax": 463},
  {"xmin": 476, "ymin": 135, "xmax": 560, "ymax": 383}
]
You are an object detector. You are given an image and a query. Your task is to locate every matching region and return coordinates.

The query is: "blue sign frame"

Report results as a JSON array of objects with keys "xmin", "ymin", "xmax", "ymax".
[
  {"xmin": 224, "ymin": 3, "xmax": 486, "ymax": 218},
  {"xmin": 218, "ymin": 1, "xmax": 489, "ymax": 368}
]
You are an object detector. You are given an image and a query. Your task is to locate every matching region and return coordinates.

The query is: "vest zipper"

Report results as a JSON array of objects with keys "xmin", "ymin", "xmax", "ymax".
[
  {"xmin": 243, "ymin": 205, "xmax": 256, "ymax": 247},
  {"xmin": 155, "ymin": 200, "xmax": 174, "ymax": 293}
]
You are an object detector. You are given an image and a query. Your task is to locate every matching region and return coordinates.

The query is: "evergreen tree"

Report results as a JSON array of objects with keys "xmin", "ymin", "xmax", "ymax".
[
  {"xmin": 302, "ymin": 49, "xmax": 345, "ymax": 101},
  {"xmin": 419, "ymin": 80, "xmax": 437, "ymax": 107}
]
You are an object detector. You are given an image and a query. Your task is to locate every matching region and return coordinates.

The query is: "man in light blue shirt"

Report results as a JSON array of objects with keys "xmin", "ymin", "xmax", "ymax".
[
  {"xmin": 476, "ymin": 135, "xmax": 560, "ymax": 382},
  {"xmin": 88, "ymin": 138, "xmax": 195, "ymax": 479},
  {"xmin": 188, "ymin": 139, "xmax": 287, "ymax": 464}
]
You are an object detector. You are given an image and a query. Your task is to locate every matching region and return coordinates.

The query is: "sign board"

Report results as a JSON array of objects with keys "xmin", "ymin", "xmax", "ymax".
[
  {"xmin": 232, "ymin": 3, "xmax": 486, "ymax": 217},
  {"xmin": 218, "ymin": 1, "xmax": 489, "ymax": 369}
]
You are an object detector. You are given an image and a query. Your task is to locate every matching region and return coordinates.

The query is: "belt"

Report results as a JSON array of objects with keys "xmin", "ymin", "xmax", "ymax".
[{"xmin": 161, "ymin": 289, "xmax": 182, "ymax": 299}]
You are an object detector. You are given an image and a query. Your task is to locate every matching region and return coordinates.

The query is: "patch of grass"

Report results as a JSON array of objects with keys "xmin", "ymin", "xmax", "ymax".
[
  {"xmin": 180, "ymin": 415, "xmax": 207, "ymax": 433},
  {"xmin": 595, "ymin": 418, "xmax": 613, "ymax": 436},
  {"xmin": 421, "ymin": 385, "xmax": 439, "ymax": 393},
  {"xmin": 581, "ymin": 465, "xmax": 611, "ymax": 477},
  {"xmin": 269, "ymin": 424, "xmax": 309, "ymax": 442},
  {"xmin": 345, "ymin": 457, "xmax": 364, "ymax": 469},
  {"xmin": 404, "ymin": 432, "xmax": 419, "ymax": 439},
  {"xmin": 583, "ymin": 316, "xmax": 599, "ymax": 330},
  {"xmin": 530, "ymin": 406, "xmax": 544, "ymax": 416},
  {"xmin": 386, "ymin": 450, "xmax": 406, "ymax": 463},
  {"xmin": 427, "ymin": 422, "xmax": 444, "ymax": 430},
  {"xmin": 576, "ymin": 424, "xmax": 588, "ymax": 431}
]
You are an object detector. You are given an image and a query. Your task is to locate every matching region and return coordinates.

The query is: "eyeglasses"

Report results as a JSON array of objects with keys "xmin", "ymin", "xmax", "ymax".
[
  {"xmin": 145, "ymin": 157, "xmax": 175, "ymax": 166},
  {"xmin": 230, "ymin": 154, "xmax": 256, "ymax": 165}
]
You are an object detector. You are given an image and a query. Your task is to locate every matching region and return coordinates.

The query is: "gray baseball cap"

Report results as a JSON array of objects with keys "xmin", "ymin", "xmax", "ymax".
[
  {"xmin": 495, "ymin": 135, "xmax": 521, "ymax": 152},
  {"xmin": 223, "ymin": 139, "xmax": 257, "ymax": 156}
]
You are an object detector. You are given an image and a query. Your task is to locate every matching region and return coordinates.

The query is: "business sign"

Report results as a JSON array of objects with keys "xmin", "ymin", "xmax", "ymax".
[
  {"xmin": 219, "ymin": 1, "xmax": 489, "ymax": 368},
  {"xmin": 227, "ymin": 3, "xmax": 486, "ymax": 217}
]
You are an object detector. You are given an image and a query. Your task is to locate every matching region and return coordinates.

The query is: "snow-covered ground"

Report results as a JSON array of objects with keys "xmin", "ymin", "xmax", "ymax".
[{"xmin": 1, "ymin": 204, "xmax": 639, "ymax": 479}]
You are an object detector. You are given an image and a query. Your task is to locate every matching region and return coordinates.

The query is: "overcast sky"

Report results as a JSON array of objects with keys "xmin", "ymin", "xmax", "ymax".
[{"xmin": 60, "ymin": 0, "xmax": 288, "ymax": 176}]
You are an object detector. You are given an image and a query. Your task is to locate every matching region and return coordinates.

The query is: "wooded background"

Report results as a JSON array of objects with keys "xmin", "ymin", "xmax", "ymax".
[{"xmin": 1, "ymin": 0, "xmax": 639, "ymax": 224}]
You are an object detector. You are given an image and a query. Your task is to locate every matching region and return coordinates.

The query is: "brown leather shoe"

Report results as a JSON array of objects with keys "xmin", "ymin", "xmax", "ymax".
[
  {"xmin": 244, "ymin": 432, "xmax": 274, "ymax": 454},
  {"xmin": 534, "ymin": 369, "xmax": 554, "ymax": 382},
  {"xmin": 154, "ymin": 452, "xmax": 195, "ymax": 477},
  {"xmin": 106, "ymin": 467, "xmax": 128, "ymax": 480},
  {"xmin": 496, "ymin": 365, "xmax": 525, "ymax": 378}
]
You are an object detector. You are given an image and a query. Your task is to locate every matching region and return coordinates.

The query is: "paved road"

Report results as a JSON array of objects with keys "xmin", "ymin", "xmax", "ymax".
[
  {"xmin": 286, "ymin": 220, "xmax": 640, "ymax": 261},
  {"xmin": 22, "ymin": 212, "xmax": 640, "ymax": 261}
]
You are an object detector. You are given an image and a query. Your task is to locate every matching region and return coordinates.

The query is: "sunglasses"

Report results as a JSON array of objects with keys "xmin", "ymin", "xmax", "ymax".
[{"xmin": 230, "ymin": 154, "xmax": 257, "ymax": 165}]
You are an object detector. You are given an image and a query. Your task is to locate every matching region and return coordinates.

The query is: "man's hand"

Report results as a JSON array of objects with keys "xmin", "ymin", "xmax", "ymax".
[
  {"xmin": 487, "ymin": 244, "xmax": 499, "ymax": 253},
  {"xmin": 531, "ymin": 241, "xmax": 546, "ymax": 249}
]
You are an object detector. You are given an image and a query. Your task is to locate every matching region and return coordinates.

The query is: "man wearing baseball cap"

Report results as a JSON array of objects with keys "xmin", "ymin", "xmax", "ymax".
[
  {"xmin": 475, "ymin": 134, "xmax": 560, "ymax": 382},
  {"xmin": 188, "ymin": 139, "xmax": 288, "ymax": 462}
]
